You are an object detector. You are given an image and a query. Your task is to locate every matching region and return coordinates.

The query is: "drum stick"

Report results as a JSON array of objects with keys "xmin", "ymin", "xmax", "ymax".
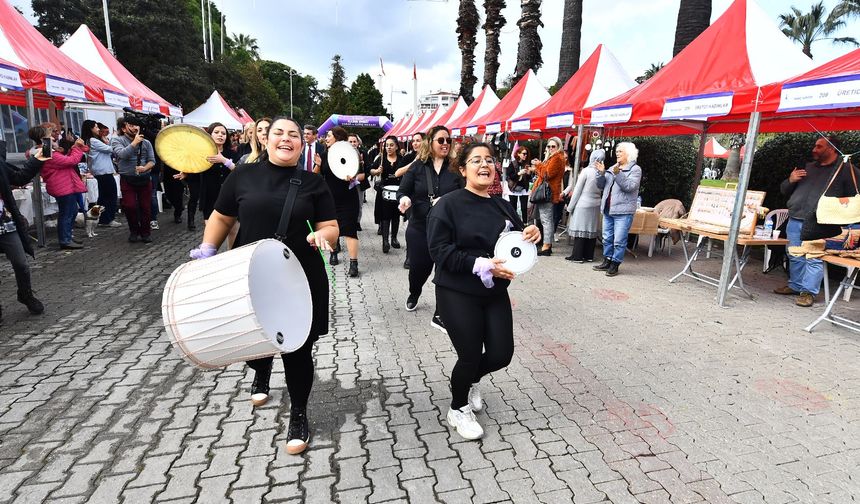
[{"xmin": 306, "ymin": 220, "xmax": 337, "ymax": 289}]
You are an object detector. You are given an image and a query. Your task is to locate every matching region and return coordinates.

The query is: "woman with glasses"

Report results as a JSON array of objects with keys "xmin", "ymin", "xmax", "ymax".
[
  {"xmin": 427, "ymin": 142, "xmax": 540, "ymax": 440},
  {"xmin": 593, "ymin": 142, "xmax": 642, "ymax": 277},
  {"xmin": 397, "ymin": 126, "xmax": 462, "ymax": 332},
  {"xmin": 506, "ymin": 146, "xmax": 531, "ymax": 222},
  {"xmin": 371, "ymin": 136, "xmax": 406, "ymax": 253},
  {"xmin": 530, "ymin": 137, "xmax": 567, "ymax": 256}
]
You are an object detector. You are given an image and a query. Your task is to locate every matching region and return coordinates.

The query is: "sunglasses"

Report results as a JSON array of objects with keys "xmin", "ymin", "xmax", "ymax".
[{"xmin": 435, "ymin": 137, "xmax": 452, "ymax": 145}]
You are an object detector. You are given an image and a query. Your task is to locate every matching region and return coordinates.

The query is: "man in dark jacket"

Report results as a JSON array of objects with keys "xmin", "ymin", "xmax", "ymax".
[{"xmin": 0, "ymin": 141, "xmax": 46, "ymax": 322}]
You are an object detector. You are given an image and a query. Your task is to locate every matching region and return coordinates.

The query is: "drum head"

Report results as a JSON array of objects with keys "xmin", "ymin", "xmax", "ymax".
[
  {"xmin": 327, "ymin": 141, "xmax": 360, "ymax": 180},
  {"xmin": 494, "ymin": 231, "xmax": 538, "ymax": 275},
  {"xmin": 248, "ymin": 240, "xmax": 313, "ymax": 353},
  {"xmin": 155, "ymin": 124, "xmax": 217, "ymax": 173}
]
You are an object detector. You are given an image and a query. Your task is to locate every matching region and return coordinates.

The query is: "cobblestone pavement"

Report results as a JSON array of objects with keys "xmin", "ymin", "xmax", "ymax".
[{"xmin": 1, "ymin": 194, "xmax": 859, "ymax": 504}]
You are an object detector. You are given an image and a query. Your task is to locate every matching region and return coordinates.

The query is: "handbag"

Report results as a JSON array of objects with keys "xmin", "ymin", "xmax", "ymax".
[
  {"xmin": 800, "ymin": 207, "xmax": 842, "ymax": 241},
  {"xmin": 529, "ymin": 180, "xmax": 551, "ymax": 204},
  {"xmin": 816, "ymin": 160, "xmax": 860, "ymax": 224}
]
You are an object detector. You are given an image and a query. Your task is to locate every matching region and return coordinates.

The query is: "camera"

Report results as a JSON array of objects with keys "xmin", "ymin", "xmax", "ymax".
[{"xmin": 122, "ymin": 107, "xmax": 164, "ymax": 142}]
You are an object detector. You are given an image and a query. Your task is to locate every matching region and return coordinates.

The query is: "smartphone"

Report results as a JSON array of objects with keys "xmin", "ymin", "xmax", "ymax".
[{"xmin": 41, "ymin": 138, "xmax": 52, "ymax": 158}]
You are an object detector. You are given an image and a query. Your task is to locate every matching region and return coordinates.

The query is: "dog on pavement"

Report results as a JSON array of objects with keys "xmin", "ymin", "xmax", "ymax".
[{"xmin": 74, "ymin": 205, "xmax": 105, "ymax": 237}]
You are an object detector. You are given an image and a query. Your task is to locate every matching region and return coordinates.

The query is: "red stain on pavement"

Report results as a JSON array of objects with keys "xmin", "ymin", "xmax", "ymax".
[
  {"xmin": 753, "ymin": 378, "xmax": 830, "ymax": 412},
  {"xmin": 592, "ymin": 288, "xmax": 629, "ymax": 301},
  {"xmin": 606, "ymin": 400, "xmax": 676, "ymax": 438}
]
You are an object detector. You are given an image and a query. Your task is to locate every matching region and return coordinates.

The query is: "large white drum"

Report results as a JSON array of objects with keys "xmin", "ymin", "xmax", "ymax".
[
  {"xmin": 494, "ymin": 231, "xmax": 538, "ymax": 275},
  {"xmin": 382, "ymin": 185, "xmax": 399, "ymax": 201},
  {"xmin": 162, "ymin": 239, "xmax": 312, "ymax": 369}
]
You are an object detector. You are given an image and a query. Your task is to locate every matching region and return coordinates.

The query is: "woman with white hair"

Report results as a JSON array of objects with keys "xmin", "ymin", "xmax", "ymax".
[
  {"xmin": 593, "ymin": 142, "xmax": 642, "ymax": 277},
  {"xmin": 563, "ymin": 149, "xmax": 605, "ymax": 262},
  {"xmin": 530, "ymin": 136, "xmax": 566, "ymax": 256}
]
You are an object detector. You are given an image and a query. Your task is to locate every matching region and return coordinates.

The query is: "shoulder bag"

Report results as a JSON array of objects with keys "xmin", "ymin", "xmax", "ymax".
[
  {"xmin": 528, "ymin": 164, "xmax": 551, "ymax": 204},
  {"xmin": 817, "ymin": 159, "xmax": 860, "ymax": 225},
  {"xmin": 274, "ymin": 172, "xmax": 303, "ymax": 244}
]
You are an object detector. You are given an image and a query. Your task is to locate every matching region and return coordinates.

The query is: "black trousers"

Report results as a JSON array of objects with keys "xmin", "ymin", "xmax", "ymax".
[
  {"xmin": 508, "ymin": 195, "xmax": 529, "ymax": 224},
  {"xmin": 381, "ymin": 218, "xmax": 400, "ymax": 244},
  {"xmin": 436, "ymin": 286, "xmax": 514, "ymax": 409},
  {"xmin": 95, "ymin": 174, "xmax": 118, "ymax": 224},
  {"xmin": 405, "ymin": 222, "xmax": 433, "ymax": 299},
  {"xmin": 570, "ymin": 237, "xmax": 597, "ymax": 261},
  {"xmin": 246, "ymin": 336, "xmax": 315, "ymax": 410},
  {"xmin": 185, "ymin": 174, "xmax": 201, "ymax": 221},
  {"xmin": 163, "ymin": 166, "xmax": 185, "ymax": 219},
  {"xmin": 0, "ymin": 232, "xmax": 31, "ymax": 293}
]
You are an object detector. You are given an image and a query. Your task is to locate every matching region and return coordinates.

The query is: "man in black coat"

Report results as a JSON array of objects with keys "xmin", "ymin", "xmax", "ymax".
[{"xmin": 0, "ymin": 140, "xmax": 46, "ymax": 323}]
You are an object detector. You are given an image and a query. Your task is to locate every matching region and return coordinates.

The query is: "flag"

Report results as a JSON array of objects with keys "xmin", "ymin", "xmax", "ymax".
[
  {"xmin": 511, "ymin": 141, "xmax": 519, "ymax": 160},
  {"xmin": 379, "ymin": 57, "xmax": 385, "ymax": 76},
  {"xmin": 413, "ymin": 62, "xmax": 417, "ymax": 80}
]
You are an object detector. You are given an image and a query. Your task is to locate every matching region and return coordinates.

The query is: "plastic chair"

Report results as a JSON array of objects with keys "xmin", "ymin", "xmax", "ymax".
[{"xmin": 763, "ymin": 209, "xmax": 789, "ymax": 273}]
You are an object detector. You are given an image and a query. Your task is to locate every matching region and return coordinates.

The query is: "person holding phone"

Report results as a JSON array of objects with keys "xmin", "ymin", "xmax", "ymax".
[
  {"xmin": 0, "ymin": 140, "xmax": 47, "ymax": 321},
  {"xmin": 427, "ymin": 142, "xmax": 540, "ymax": 439},
  {"xmin": 31, "ymin": 126, "xmax": 87, "ymax": 250},
  {"xmin": 111, "ymin": 117, "xmax": 155, "ymax": 243},
  {"xmin": 593, "ymin": 142, "xmax": 642, "ymax": 277}
]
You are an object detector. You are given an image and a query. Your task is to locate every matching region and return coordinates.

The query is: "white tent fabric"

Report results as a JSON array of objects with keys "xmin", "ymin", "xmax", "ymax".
[{"xmin": 182, "ymin": 90, "xmax": 243, "ymax": 130}]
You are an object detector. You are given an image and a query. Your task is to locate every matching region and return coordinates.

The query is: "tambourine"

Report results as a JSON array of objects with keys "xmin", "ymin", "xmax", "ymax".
[
  {"xmin": 327, "ymin": 141, "xmax": 360, "ymax": 180},
  {"xmin": 155, "ymin": 124, "xmax": 217, "ymax": 173},
  {"xmin": 494, "ymin": 231, "xmax": 538, "ymax": 275}
]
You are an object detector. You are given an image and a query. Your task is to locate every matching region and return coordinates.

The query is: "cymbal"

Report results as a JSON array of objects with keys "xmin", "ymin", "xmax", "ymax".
[
  {"xmin": 327, "ymin": 141, "xmax": 360, "ymax": 181},
  {"xmin": 155, "ymin": 124, "xmax": 217, "ymax": 173}
]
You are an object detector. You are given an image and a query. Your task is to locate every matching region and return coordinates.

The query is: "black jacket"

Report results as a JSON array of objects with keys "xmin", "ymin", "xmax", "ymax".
[
  {"xmin": 0, "ymin": 144, "xmax": 44, "ymax": 257},
  {"xmin": 396, "ymin": 158, "xmax": 463, "ymax": 225}
]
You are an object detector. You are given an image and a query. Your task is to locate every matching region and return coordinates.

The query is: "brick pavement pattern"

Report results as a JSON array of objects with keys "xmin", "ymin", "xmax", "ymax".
[{"xmin": 1, "ymin": 194, "xmax": 859, "ymax": 503}]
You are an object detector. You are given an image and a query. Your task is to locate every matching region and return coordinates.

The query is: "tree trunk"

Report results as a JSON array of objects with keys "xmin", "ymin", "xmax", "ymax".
[
  {"xmin": 673, "ymin": 0, "xmax": 712, "ymax": 56},
  {"xmin": 513, "ymin": 0, "xmax": 544, "ymax": 83},
  {"xmin": 482, "ymin": 0, "xmax": 507, "ymax": 90},
  {"xmin": 556, "ymin": 0, "xmax": 582, "ymax": 87},
  {"xmin": 722, "ymin": 148, "xmax": 741, "ymax": 180},
  {"xmin": 457, "ymin": 0, "xmax": 480, "ymax": 102}
]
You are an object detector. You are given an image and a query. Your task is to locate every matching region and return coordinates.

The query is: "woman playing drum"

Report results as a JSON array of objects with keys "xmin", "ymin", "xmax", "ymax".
[
  {"xmin": 371, "ymin": 136, "xmax": 406, "ymax": 254},
  {"xmin": 190, "ymin": 116, "xmax": 339, "ymax": 455}
]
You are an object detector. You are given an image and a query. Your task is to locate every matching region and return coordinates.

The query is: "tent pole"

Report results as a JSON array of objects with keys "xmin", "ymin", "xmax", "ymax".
[
  {"xmin": 25, "ymin": 90, "xmax": 46, "ymax": 248},
  {"xmin": 101, "ymin": 0, "xmax": 113, "ymax": 54},
  {"xmin": 691, "ymin": 127, "xmax": 708, "ymax": 200},
  {"xmin": 200, "ymin": 0, "xmax": 207, "ymax": 60},
  {"xmin": 572, "ymin": 124, "xmax": 584, "ymax": 182},
  {"xmin": 207, "ymin": 1, "xmax": 214, "ymax": 63},
  {"xmin": 717, "ymin": 112, "xmax": 761, "ymax": 307}
]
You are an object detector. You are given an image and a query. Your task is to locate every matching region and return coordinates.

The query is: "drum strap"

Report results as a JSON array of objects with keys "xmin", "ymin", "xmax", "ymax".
[
  {"xmin": 490, "ymin": 196, "xmax": 524, "ymax": 231},
  {"xmin": 275, "ymin": 175, "xmax": 303, "ymax": 242}
]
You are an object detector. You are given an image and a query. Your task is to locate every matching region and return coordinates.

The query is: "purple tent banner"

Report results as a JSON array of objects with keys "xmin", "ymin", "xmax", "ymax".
[{"xmin": 318, "ymin": 115, "xmax": 393, "ymax": 136}]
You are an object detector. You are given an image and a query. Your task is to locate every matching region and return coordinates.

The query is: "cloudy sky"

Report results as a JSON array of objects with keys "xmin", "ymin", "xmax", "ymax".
[{"xmin": 11, "ymin": 0, "xmax": 860, "ymax": 118}]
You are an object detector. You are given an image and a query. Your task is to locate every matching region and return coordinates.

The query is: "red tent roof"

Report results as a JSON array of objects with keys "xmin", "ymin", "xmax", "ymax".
[
  {"xmin": 396, "ymin": 113, "xmax": 425, "ymax": 139},
  {"xmin": 0, "ymin": 0, "xmax": 129, "ymax": 105},
  {"xmin": 430, "ymin": 97, "xmax": 468, "ymax": 129},
  {"xmin": 448, "ymin": 85, "xmax": 500, "ymax": 135},
  {"xmin": 470, "ymin": 69, "xmax": 550, "ymax": 134},
  {"xmin": 513, "ymin": 45, "xmax": 636, "ymax": 132},
  {"xmin": 584, "ymin": 0, "xmax": 813, "ymax": 134},
  {"xmin": 402, "ymin": 106, "xmax": 446, "ymax": 137},
  {"xmin": 59, "ymin": 25, "xmax": 180, "ymax": 116},
  {"xmin": 703, "ymin": 137, "xmax": 728, "ymax": 158},
  {"xmin": 379, "ymin": 115, "xmax": 408, "ymax": 141},
  {"xmin": 384, "ymin": 114, "xmax": 413, "ymax": 139}
]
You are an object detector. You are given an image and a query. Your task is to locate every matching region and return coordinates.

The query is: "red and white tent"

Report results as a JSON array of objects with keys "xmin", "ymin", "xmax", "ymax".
[
  {"xmin": 448, "ymin": 85, "xmax": 500, "ymax": 136},
  {"xmin": 59, "ymin": 25, "xmax": 181, "ymax": 117},
  {"xmin": 183, "ymin": 90, "xmax": 244, "ymax": 130},
  {"xmin": 379, "ymin": 114, "xmax": 409, "ymax": 141},
  {"xmin": 469, "ymin": 69, "xmax": 550, "ymax": 134},
  {"xmin": 0, "ymin": 0, "xmax": 130, "ymax": 106},
  {"xmin": 394, "ymin": 113, "xmax": 424, "ymax": 140},
  {"xmin": 430, "ymin": 97, "xmax": 468, "ymax": 129},
  {"xmin": 237, "ymin": 108, "xmax": 254, "ymax": 125},
  {"xmin": 402, "ymin": 105, "xmax": 446, "ymax": 138},
  {"xmin": 703, "ymin": 137, "xmax": 728, "ymax": 158},
  {"xmin": 512, "ymin": 45, "xmax": 636, "ymax": 132},
  {"xmin": 584, "ymin": 0, "xmax": 813, "ymax": 135}
]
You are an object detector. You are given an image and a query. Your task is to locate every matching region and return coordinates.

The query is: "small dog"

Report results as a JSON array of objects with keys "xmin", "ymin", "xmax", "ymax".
[{"xmin": 74, "ymin": 205, "xmax": 105, "ymax": 237}]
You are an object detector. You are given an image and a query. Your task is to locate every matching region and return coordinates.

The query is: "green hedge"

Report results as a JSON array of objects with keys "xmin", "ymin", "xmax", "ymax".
[{"xmin": 627, "ymin": 136, "xmax": 698, "ymax": 208}]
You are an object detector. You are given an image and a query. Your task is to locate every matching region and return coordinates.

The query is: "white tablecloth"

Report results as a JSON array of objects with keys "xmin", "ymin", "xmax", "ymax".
[
  {"xmin": 85, "ymin": 174, "xmax": 122, "ymax": 204},
  {"xmin": 13, "ymin": 185, "xmax": 58, "ymax": 225}
]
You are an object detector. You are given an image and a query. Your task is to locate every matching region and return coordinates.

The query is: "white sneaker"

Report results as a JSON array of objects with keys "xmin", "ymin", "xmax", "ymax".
[
  {"xmin": 446, "ymin": 405, "xmax": 483, "ymax": 440},
  {"xmin": 108, "ymin": 220, "xmax": 123, "ymax": 228},
  {"xmin": 468, "ymin": 384, "xmax": 484, "ymax": 413},
  {"xmin": 150, "ymin": 220, "xmax": 159, "ymax": 230}
]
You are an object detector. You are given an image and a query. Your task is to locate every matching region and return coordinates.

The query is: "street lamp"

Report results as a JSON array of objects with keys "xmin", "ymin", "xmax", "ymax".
[{"xmin": 288, "ymin": 68, "xmax": 300, "ymax": 117}]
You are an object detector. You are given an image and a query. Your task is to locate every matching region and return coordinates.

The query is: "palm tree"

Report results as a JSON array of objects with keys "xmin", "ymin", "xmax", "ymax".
[
  {"xmin": 673, "ymin": 0, "xmax": 712, "ymax": 56},
  {"xmin": 779, "ymin": 2, "xmax": 858, "ymax": 59},
  {"xmin": 457, "ymin": 0, "xmax": 480, "ymax": 103},
  {"xmin": 836, "ymin": 0, "xmax": 860, "ymax": 17},
  {"xmin": 513, "ymin": 0, "xmax": 543, "ymax": 83},
  {"xmin": 231, "ymin": 33, "xmax": 260, "ymax": 60},
  {"xmin": 482, "ymin": 0, "xmax": 507, "ymax": 91},
  {"xmin": 556, "ymin": 0, "xmax": 583, "ymax": 87},
  {"xmin": 635, "ymin": 62, "xmax": 664, "ymax": 84}
]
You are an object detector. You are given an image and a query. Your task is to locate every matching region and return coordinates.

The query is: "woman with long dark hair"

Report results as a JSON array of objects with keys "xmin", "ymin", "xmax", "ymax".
[
  {"xmin": 427, "ymin": 142, "xmax": 540, "ymax": 439},
  {"xmin": 396, "ymin": 125, "xmax": 462, "ymax": 332},
  {"xmin": 191, "ymin": 116, "xmax": 339, "ymax": 455},
  {"xmin": 506, "ymin": 146, "xmax": 531, "ymax": 223},
  {"xmin": 81, "ymin": 120, "xmax": 120, "ymax": 227},
  {"xmin": 371, "ymin": 136, "xmax": 406, "ymax": 253}
]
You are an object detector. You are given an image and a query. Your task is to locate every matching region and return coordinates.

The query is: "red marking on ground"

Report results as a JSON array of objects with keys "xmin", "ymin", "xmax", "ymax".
[
  {"xmin": 592, "ymin": 288, "xmax": 629, "ymax": 301},
  {"xmin": 606, "ymin": 400, "xmax": 676, "ymax": 438},
  {"xmin": 754, "ymin": 378, "xmax": 830, "ymax": 412}
]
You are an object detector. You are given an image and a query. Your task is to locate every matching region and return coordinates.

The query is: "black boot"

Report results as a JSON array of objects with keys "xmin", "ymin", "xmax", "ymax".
[
  {"xmin": 348, "ymin": 259, "xmax": 359, "ymax": 277},
  {"xmin": 285, "ymin": 407, "xmax": 310, "ymax": 455},
  {"xmin": 605, "ymin": 261, "xmax": 620, "ymax": 277},
  {"xmin": 390, "ymin": 236, "xmax": 401, "ymax": 249},
  {"xmin": 593, "ymin": 258, "xmax": 612, "ymax": 271},
  {"xmin": 187, "ymin": 213, "xmax": 196, "ymax": 231},
  {"xmin": 17, "ymin": 289, "xmax": 44, "ymax": 315},
  {"xmin": 382, "ymin": 240, "xmax": 390, "ymax": 254},
  {"xmin": 250, "ymin": 363, "xmax": 272, "ymax": 406},
  {"xmin": 329, "ymin": 252, "xmax": 340, "ymax": 266},
  {"xmin": 382, "ymin": 220, "xmax": 390, "ymax": 253}
]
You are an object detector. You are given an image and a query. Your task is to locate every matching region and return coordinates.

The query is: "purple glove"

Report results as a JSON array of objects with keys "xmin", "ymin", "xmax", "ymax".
[
  {"xmin": 189, "ymin": 243, "xmax": 217, "ymax": 260},
  {"xmin": 472, "ymin": 257, "xmax": 495, "ymax": 289}
]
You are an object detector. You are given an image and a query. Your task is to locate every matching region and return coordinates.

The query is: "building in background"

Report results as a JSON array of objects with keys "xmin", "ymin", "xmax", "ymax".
[{"xmin": 419, "ymin": 91, "xmax": 457, "ymax": 112}]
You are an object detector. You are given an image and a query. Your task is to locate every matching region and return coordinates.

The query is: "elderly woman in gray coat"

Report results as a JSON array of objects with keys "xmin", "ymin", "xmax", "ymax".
[
  {"xmin": 563, "ymin": 149, "xmax": 605, "ymax": 263},
  {"xmin": 593, "ymin": 142, "xmax": 642, "ymax": 277}
]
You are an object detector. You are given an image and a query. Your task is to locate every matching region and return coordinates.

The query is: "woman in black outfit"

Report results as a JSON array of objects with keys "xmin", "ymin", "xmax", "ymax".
[
  {"xmin": 506, "ymin": 145, "xmax": 532, "ymax": 223},
  {"xmin": 314, "ymin": 126, "xmax": 363, "ymax": 277},
  {"xmin": 200, "ymin": 123, "xmax": 239, "ymax": 223},
  {"xmin": 396, "ymin": 126, "xmax": 462, "ymax": 331},
  {"xmin": 427, "ymin": 142, "xmax": 540, "ymax": 440},
  {"xmin": 191, "ymin": 117, "xmax": 339, "ymax": 455},
  {"xmin": 371, "ymin": 136, "xmax": 406, "ymax": 253}
]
